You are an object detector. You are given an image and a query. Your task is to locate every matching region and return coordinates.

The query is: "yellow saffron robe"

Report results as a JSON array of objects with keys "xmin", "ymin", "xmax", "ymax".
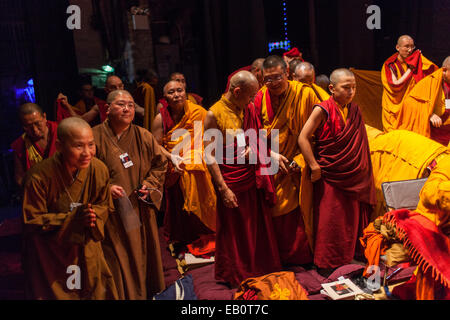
[
  {"xmin": 133, "ymin": 81, "xmax": 156, "ymax": 130},
  {"xmin": 161, "ymin": 100, "xmax": 217, "ymax": 231},
  {"xmin": 396, "ymin": 68, "xmax": 449, "ymax": 138},
  {"xmin": 368, "ymin": 129, "xmax": 450, "ymax": 221},
  {"xmin": 256, "ymin": 81, "xmax": 320, "ymax": 247},
  {"xmin": 381, "ymin": 53, "xmax": 436, "ymax": 132}
]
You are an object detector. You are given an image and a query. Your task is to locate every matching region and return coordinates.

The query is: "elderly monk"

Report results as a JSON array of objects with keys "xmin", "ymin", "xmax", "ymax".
[
  {"xmin": 381, "ymin": 35, "xmax": 437, "ymax": 132},
  {"xmin": 157, "ymin": 72, "xmax": 204, "ymax": 112},
  {"xmin": 205, "ymin": 70, "xmax": 281, "ymax": 287},
  {"xmin": 225, "ymin": 58, "xmax": 265, "ymax": 92},
  {"xmin": 56, "ymin": 82, "xmax": 108, "ymax": 126},
  {"xmin": 293, "ymin": 62, "xmax": 330, "ymax": 102},
  {"xmin": 152, "ymin": 80, "xmax": 216, "ymax": 249},
  {"xmin": 22, "ymin": 117, "xmax": 117, "ymax": 300},
  {"xmin": 11, "ymin": 103, "xmax": 58, "ymax": 187},
  {"xmin": 367, "ymin": 127, "xmax": 450, "ymax": 221},
  {"xmin": 395, "ymin": 56, "xmax": 450, "ymax": 145},
  {"xmin": 92, "ymin": 90, "xmax": 168, "ymax": 299},
  {"xmin": 299, "ymin": 68, "xmax": 376, "ymax": 276},
  {"xmin": 315, "ymin": 74, "xmax": 331, "ymax": 94},
  {"xmin": 288, "ymin": 59, "xmax": 303, "ymax": 81},
  {"xmin": 133, "ymin": 69, "xmax": 157, "ymax": 130},
  {"xmin": 253, "ymin": 55, "xmax": 319, "ymax": 266}
]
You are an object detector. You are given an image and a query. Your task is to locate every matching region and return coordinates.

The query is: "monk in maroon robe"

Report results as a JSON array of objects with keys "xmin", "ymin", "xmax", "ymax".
[
  {"xmin": 205, "ymin": 71, "xmax": 281, "ymax": 287},
  {"xmin": 298, "ymin": 68, "xmax": 377, "ymax": 276}
]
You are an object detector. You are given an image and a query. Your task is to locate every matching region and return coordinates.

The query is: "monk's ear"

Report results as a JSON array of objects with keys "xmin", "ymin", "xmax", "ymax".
[
  {"xmin": 42, "ymin": 112, "xmax": 47, "ymax": 120},
  {"xmin": 328, "ymin": 84, "xmax": 335, "ymax": 94},
  {"xmin": 395, "ymin": 44, "xmax": 400, "ymax": 52},
  {"xmin": 106, "ymin": 104, "xmax": 111, "ymax": 115}
]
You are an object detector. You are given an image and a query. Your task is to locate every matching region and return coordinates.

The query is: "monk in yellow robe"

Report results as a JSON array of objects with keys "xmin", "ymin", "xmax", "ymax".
[
  {"xmin": 254, "ymin": 55, "xmax": 320, "ymax": 266},
  {"xmin": 22, "ymin": 117, "xmax": 118, "ymax": 300},
  {"xmin": 152, "ymin": 80, "xmax": 216, "ymax": 250},
  {"xmin": 367, "ymin": 128, "xmax": 450, "ymax": 221},
  {"xmin": 381, "ymin": 35, "xmax": 437, "ymax": 132},
  {"xmin": 133, "ymin": 69, "xmax": 157, "ymax": 130},
  {"xmin": 395, "ymin": 56, "xmax": 450, "ymax": 145},
  {"xmin": 93, "ymin": 90, "xmax": 168, "ymax": 299},
  {"xmin": 292, "ymin": 61, "xmax": 330, "ymax": 102}
]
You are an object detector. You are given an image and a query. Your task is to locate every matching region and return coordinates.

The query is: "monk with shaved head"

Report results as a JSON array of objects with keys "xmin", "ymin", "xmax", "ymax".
[
  {"xmin": 225, "ymin": 58, "xmax": 266, "ymax": 92},
  {"xmin": 22, "ymin": 117, "xmax": 118, "ymax": 299},
  {"xmin": 93, "ymin": 89, "xmax": 168, "ymax": 299},
  {"xmin": 205, "ymin": 70, "xmax": 281, "ymax": 286},
  {"xmin": 395, "ymin": 56, "xmax": 450, "ymax": 146},
  {"xmin": 293, "ymin": 62, "xmax": 330, "ymax": 102},
  {"xmin": 152, "ymin": 80, "xmax": 216, "ymax": 254},
  {"xmin": 299, "ymin": 68, "xmax": 376, "ymax": 276},
  {"xmin": 11, "ymin": 103, "xmax": 58, "ymax": 186},
  {"xmin": 381, "ymin": 35, "xmax": 437, "ymax": 132}
]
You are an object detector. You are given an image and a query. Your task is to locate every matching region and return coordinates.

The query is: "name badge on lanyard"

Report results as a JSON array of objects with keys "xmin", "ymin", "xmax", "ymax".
[
  {"xmin": 70, "ymin": 202, "xmax": 83, "ymax": 212},
  {"xmin": 120, "ymin": 153, "xmax": 134, "ymax": 168},
  {"xmin": 445, "ymin": 99, "xmax": 450, "ymax": 110}
]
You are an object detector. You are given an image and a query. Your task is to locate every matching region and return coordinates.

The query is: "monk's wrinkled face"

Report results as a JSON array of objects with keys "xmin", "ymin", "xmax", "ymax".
[
  {"xmin": 170, "ymin": 74, "xmax": 186, "ymax": 89},
  {"xmin": 59, "ymin": 127, "xmax": 95, "ymax": 171},
  {"xmin": 107, "ymin": 93, "xmax": 135, "ymax": 125},
  {"xmin": 330, "ymin": 75, "xmax": 356, "ymax": 106},
  {"xmin": 396, "ymin": 38, "xmax": 415, "ymax": 60},
  {"xmin": 80, "ymin": 84, "xmax": 95, "ymax": 100},
  {"xmin": 21, "ymin": 112, "xmax": 47, "ymax": 141},
  {"xmin": 164, "ymin": 81, "xmax": 187, "ymax": 108},
  {"xmin": 231, "ymin": 81, "xmax": 259, "ymax": 110},
  {"xmin": 263, "ymin": 65, "xmax": 289, "ymax": 96},
  {"xmin": 294, "ymin": 67, "xmax": 315, "ymax": 85},
  {"xmin": 105, "ymin": 77, "xmax": 124, "ymax": 94},
  {"xmin": 251, "ymin": 68, "xmax": 263, "ymax": 87}
]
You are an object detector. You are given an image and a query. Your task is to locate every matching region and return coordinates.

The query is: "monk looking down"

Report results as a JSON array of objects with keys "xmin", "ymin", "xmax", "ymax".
[
  {"xmin": 298, "ymin": 68, "xmax": 377, "ymax": 276},
  {"xmin": 293, "ymin": 62, "xmax": 330, "ymax": 102},
  {"xmin": 22, "ymin": 117, "xmax": 117, "ymax": 299},
  {"xmin": 254, "ymin": 55, "xmax": 318, "ymax": 266},
  {"xmin": 205, "ymin": 71, "xmax": 281, "ymax": 287}
]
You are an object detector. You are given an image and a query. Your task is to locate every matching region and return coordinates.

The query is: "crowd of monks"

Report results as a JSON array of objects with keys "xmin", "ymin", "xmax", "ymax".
[{"xmin": 10, "ymin": 35, "xmax": 450, "ymax": 300}]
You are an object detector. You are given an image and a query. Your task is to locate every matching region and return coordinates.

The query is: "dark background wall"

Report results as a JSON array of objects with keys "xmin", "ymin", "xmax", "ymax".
[{"xmin": 1, "ymin": 0, "xmax": 450, "ymax": 153}]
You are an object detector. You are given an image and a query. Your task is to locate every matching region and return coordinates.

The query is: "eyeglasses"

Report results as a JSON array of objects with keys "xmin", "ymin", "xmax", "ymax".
[
  {"xmin": 263, "ymin": 74, "xmax": 284, "ymax": 84},
  {"xmin": 113, "ymin": 101, "xmax": 135, "ymax": 110}
]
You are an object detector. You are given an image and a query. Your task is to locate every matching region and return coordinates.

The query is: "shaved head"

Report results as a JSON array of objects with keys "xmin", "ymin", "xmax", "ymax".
[
  {"xmin": 251, "ymin": 58, "xmax": 264, "ymax": 71},
  {"xmin": 397, "ymin": 35, "xmax": 414, "ymax": 46},
  {"xmin": 57, "ymin": 117, "xmax": 92, "ymax": 143},
  {"xmin": 106, "ymin": 89, "xmax": 133, "ymax": 104},
  {"xmin": 229, "ymin": 70, "xmax": 258, "ymax": 91},
  {"xmin": 263, "ymin": 55, "xmax": 287, "ymax": 71},
  {"xmin": 18, "ymin": 103, "xmax": 44, "ymax": 119},
  {"xmin": 105, "ymin": 75, "xmax": 124, "ymax": 94},
  {"xmin": 442, "ymin": 56, "xmax": 450, "ymax": 68},
  {"xmin": 163, "ymin": 80, "xmax": 183, "ymax": 94},
  {"xmin": 329, "ymin": 68, "xmax": 355, "ymax": 86},
  {"xmin": 293, "ymin": 62, "xmax": 315, "ymax": 84}
]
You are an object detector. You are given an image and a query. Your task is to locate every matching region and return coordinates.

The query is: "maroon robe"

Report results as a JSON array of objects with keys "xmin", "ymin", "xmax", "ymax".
[
  {"xmin": 213, "ymin": 101, "xmax": 281, "ymax": 287},
  {"xmin": 313, "ymin": 97, "xmax": 377, "ymax": 269}
]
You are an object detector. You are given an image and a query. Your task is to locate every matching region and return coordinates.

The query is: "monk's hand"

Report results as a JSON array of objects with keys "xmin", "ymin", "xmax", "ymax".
[
  {"xmin": 288, "ymin": 160, "xmax": 301, "ymax": 175},
  {"xmin": 111, "ymin": 184, "xmax": 126, "ymax": 199},
  {"xmin": 170, "ymin": 154, "xmax": 186, "ymax": 173},
  {"xmin": 57, "ymin": 93, "xmax": 69, "ymax": 106},
  {"xmin": 220, "ymin": 187, "xmax": 238, "ymax": 208},
  {"xmin": 310, "ymin": 165, "xmax": 321, "ymax": 182},
  {"xmin": 82, "ymin": 204, "xmax": 96, "ymax": 228},
  {"xmin": 430, "ymin": 113, "xmax": 442, "ymax": 128},
  {"xmin": 271, "ymin": 151, "xmax": 289, "ymax": 174}
]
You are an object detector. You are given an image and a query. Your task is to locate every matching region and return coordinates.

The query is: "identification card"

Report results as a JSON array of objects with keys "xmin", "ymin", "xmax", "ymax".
[
  {"xmin": 120, "ymin": 153, "xmax": 134, "ymax": 168},
  {"xmin": 70, "ymin": 202, "xmax": 83, "ymax": 212},
  {"xmin": 446, "ymin": 99, "xmax": 450, "ymax": 110},
  {"xmin": 236, "ymin": 132, "xmax": 246, "ymax": 148}
]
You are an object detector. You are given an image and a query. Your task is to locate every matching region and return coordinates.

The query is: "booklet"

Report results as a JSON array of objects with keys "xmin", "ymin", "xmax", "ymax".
[{"xmin": 321, "ymin": 278, "xmax": 364, "ymax": 300}]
